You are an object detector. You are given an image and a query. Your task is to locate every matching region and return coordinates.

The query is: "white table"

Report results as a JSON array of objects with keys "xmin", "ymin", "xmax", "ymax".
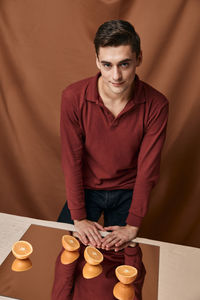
[{"xmin": 0, "ymin": 213, "xmax": 199, "ymax": 300}]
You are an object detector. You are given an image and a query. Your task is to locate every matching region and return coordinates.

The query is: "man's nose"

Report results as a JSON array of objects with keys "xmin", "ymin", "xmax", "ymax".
[{"xmin": 112, "ymin": 66, "xmax": 122, "ymax": 81}]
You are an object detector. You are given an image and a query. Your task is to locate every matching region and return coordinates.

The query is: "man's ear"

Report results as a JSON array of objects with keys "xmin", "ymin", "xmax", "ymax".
[
  {"xmin": 136, "ymin": 51, "xmax": 143, "ymax": 67},
  {"xmin": 96, "ymin": 54, "xmax": 100, "ymax": 70}
]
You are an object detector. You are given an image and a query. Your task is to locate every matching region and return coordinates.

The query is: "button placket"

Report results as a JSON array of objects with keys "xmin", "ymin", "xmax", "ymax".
[
  {"xmin": 98, "ymin": 102, "xmax": 115, "ymax": 125},
  {"xmin": 111, "ymin": 119, "xmax": 119, "ymax": 127}
]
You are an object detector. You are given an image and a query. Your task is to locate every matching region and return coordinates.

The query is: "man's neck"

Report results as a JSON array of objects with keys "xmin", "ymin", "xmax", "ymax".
[{"xmin": 97, "ymin": 77, "xmax": 135, "ymax": 118}]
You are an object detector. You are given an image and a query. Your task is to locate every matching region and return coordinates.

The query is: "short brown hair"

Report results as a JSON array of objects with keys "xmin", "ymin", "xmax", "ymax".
[{"xmin": 94, "ymin": 20, "xmax": 141, "ymax": 58}]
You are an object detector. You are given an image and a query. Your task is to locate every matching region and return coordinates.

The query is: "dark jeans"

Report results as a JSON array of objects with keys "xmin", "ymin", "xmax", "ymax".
[{"xmin": 57, "ymin": 189, "xmax": 133, "ymax": 227}]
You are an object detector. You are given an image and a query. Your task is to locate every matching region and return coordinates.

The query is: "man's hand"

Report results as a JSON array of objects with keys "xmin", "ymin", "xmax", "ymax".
[
  {"xmin": 101, "ymin": 225, "xmax": 139, "ymax": 252},
  {"xmin": 74, "ymin": 219, "xmax": 104, "ymax": 248}
]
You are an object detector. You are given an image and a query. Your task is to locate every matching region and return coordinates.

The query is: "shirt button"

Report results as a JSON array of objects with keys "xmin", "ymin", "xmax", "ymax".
[{"xmin": 112, "ymin": 121, "xmax": 118, "ymax": 127}]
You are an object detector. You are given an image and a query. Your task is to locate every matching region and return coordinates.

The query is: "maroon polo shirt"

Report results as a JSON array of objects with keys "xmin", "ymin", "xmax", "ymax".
[{"xmin": 60, "ymin": 73, "xmax": 168, "ymax": 227}]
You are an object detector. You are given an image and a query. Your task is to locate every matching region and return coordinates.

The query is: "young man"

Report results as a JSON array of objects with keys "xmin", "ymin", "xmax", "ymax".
[{"xmin": 58, "ymin": 20, "xmax": 168, "ymax": 251}]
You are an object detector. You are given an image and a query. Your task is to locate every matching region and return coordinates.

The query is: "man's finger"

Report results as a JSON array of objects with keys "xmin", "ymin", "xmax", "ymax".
[
  {"xmin": 114, "ymin": 242, "xmax": 131, "ymax": 252},
  {"xmin": 104, "ymin": 226, "xmax": 119, "ymax": 231},
  {"xmin": 105, "ymin": 237, "xmax": 121, "ymax": 249},
  {"xmin": 74, "ymin": 232, "xmax": 88, "ymax": 246},
  {"xmin": 115, "ymin": 238, "xmax": 127, "ymax": 247},
  {"xmin": 101, "ymin": 233, "xmax": 114, "ymax": 245},
  {"xmin": 79, "ymin": 231, "xmax": 89, "ymax": 245},
  {"xmin": 102, "ymin": 235, "xmax": 117, "ymax": 245},
  {"xmin": 95, "ymin": 225, "xmax": 104, "ymax": 238},
  {"xmin": 91, "ymin": 228, "xmax": 103, "ymax": 246},
  {"xmin": 86, "ymin": 229, "xmax": 100, "ymax": 246},
  {"xmin": 94, "ymin": 222, "xmax": 104, "ymax": 231},
  {"xmin": 102, "ymin": 234, "xmax": 118, "ymax": 248}
]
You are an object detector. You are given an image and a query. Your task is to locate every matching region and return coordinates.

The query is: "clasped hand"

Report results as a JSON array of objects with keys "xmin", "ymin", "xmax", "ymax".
[{"xmin": 74, "ymin": 219, "xmax": 138, "ymax": 251}]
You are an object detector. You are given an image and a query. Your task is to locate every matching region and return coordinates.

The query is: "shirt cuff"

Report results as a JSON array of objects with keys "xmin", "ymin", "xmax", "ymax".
[
  {"xmin": 126, "ymin": 212, "xmax": 143, "ymax": 227},
  {"xmin": 70, "ymin": 208, "xmax": 87, "ymax": 220}
]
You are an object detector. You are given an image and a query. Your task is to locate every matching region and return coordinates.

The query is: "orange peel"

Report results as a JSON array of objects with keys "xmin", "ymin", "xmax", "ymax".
[
  {"xmin": 84, "ymin": 246, "xmax": 103, "ymax": 265},
  {"xmin": 113, "ymin": 281, "xmax": 135, "ymax": 300},
  {"xmin": 82, "ymin": 262, "xmax": 103, "ymax": 279},
  {"xmin": 61, "ymin": 249, "xmax": 80, "ymax": 264},
  {"xmin": 62, "ymin": 235, "xmax": 80, "ymax": 252},
  {"xmin": 12, "ymin": 241, "xmax": 33, "ymax": 260},
  {"xmin": 12, "ymin": 258, "xmax": 32, "ymax": 272},
  {"xmin": 115, "ymin": 265, "xmax": 138, "ymax": 285}
]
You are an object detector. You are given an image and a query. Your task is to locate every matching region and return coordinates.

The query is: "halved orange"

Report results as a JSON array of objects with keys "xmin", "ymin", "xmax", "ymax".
[
  {"xmin": 61, "ymin": 249, "xmax": 80, "ymax": 264},
  {"xmin": 82, "ymin": 262, "xmax": 103, "ymax": 279},
  {"xmin": 115, "ymin": 265, "xmax": 138, "ymax": 285},
  {"xmin": 62, "ymin": 235, "xmax": 80, "ymax": 252},
  {"xmin": 84, "ymin": 246, "xmax": 103, "ymax": 265},
  {"xmin": 113, "ymin": 281, "xmax": 135, "ymax": 300},
  {"xmin": 12, "ymin": 258, "xmax": 32, "ymax": 272},
  {"xmin": 12, "ymin": 241, "xmax": 33, "ymax": 260}
]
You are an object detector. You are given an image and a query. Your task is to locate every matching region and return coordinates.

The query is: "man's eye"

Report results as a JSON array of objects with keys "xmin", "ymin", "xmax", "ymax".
[
  {"xmin": 120, "ymin": 63, "xmax": 129, "ymax": 68},
  {"xmin": 103, "ymin": 63, "xmax": 111, "ymax": 68}
]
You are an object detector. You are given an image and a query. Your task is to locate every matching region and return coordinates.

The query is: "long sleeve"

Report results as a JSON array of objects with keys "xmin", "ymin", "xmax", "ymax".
[
  {"xmin": 60, "ymin": 89, "xmax": 86, "ymax": 220},
  {"xmin": 127, "ymin": 97, "xmax": 169, "ymax": 227}
]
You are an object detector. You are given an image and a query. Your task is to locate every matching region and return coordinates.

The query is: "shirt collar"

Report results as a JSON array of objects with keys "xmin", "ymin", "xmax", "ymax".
[{"xmin": 85, "ymin": 72, "xmax": 146, "ymax": 104}]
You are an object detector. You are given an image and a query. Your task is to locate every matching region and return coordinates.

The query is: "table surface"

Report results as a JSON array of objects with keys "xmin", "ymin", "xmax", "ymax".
[
  {"xmin": 0, "ymin": 224, "xmax": 159, "ymax": 300},
  {"xmin": 0, "ymin": 213, "xmax": 200, "ymax": 300}
]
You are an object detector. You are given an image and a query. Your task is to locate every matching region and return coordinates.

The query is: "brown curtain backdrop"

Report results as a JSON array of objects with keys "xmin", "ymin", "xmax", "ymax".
[{"xmin": 0, "ymin": 0, "xmax": 200, "ymax": 247}]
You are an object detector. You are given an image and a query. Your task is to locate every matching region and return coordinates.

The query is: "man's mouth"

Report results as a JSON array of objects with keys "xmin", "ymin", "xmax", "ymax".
[{"xmin": 111, "ymin": 82, "xmax": 125, "ymax": 87}]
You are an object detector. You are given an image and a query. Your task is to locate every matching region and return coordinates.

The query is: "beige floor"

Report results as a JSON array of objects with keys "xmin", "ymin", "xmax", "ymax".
[{"xmin": 0, "ymin": 212, "xmax": 200, "ymax": 300}]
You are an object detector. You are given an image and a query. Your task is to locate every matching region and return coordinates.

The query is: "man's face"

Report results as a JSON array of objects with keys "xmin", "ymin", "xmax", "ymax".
[{"xmin": 96, "ymin": 45, "xmax": 142, "ymax": 96}]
